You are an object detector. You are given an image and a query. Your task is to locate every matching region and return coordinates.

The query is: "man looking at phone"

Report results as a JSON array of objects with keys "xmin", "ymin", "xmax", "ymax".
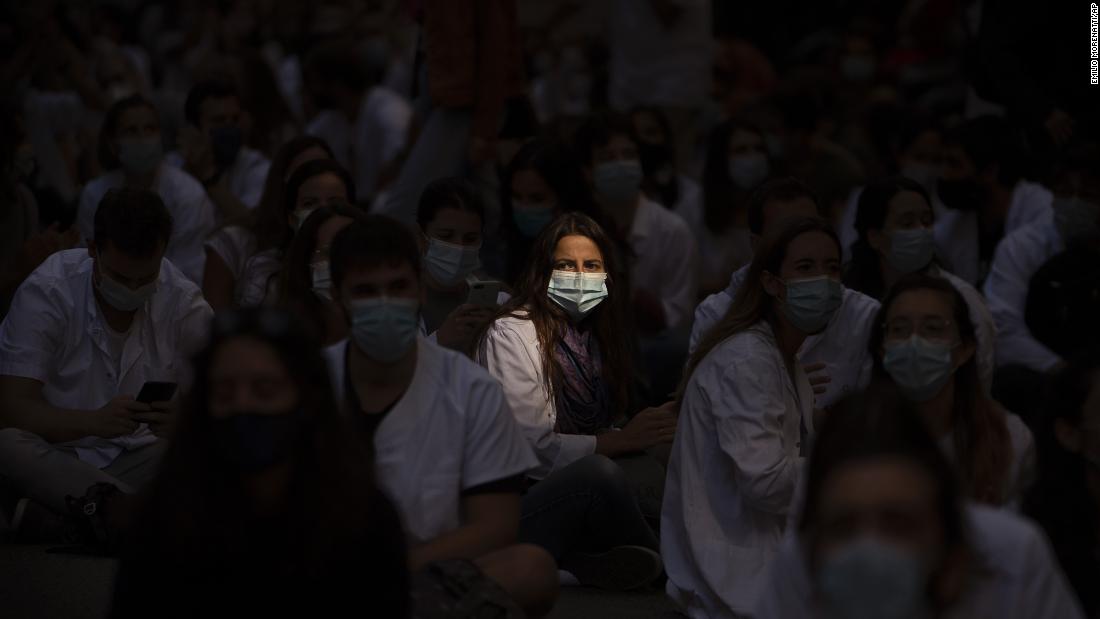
[{"xmin": 0, "ymin": 188, "xmax": 212, "ymax": 534}]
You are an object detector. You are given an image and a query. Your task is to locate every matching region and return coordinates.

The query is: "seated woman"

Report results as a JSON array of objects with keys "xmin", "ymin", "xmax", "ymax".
[
  {"xmin": 844, "ymin": 175, "xmax": 996, "ymax": 392},
  {"xmin": 477, "ymin": 212, "xmax": 672, "ymax": 591},
  {"xmin": 869, "ymin": 274, "xmax": 1034, "ymax": 506},
  {"xmin": 1025, "ymin": 356, "xmax": 1100, "ymax": 617},
  {"xmin": 417, "ymin": 177, "xmax": 507, "ymax": 352},
  {"xmin": 202, "ymin": 137, "xmax": 343, "ymax": 310},
  {"xmin": 663, "ymin": 217, "xmax": 842, "ymax": 617},
  {"xmin": 499, "ymin": 137, "xmax": 598, "ymax": 286},
  {"xmin": 277, "ymin": 204, "xmax": 370, "ymax": 345},
  {"xmin": 110, "ymin": 308, "xmax": 409, "ymax": 617},
  {"xmin": 755, "ymin": 390, "xmax": 1084, "ymax": 619}
]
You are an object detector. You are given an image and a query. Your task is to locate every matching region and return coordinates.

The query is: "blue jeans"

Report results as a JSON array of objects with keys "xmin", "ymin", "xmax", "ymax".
[{"xmin": 519, "ymin": 454, "xmax": 660, "ymax": 561}]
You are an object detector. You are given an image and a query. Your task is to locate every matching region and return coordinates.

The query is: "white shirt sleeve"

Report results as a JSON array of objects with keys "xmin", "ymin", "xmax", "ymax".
[
  {"xmin": 713, "ymin": 357, "xmax": 803, "ymax": 515},
  {"xmin": 0, "ymin": 272, "xmax": 67, "ymax": 382},
  {"xmin": 460, "ymin": 372, "xmax": 538, "ymax": 489},
  {"xmin": 983, "ymin": 235, "xmax": 1062, "ymax": 372},
  {"xmin": 688, "ymin": 290, "xmax": 729, "ymax": 356},
  {"xmin": 1011, "ymin": 518, "xmax": 1087, "ymax": 619},
  {"xmin": 236, "ymin": 155, "xmax": 271, "ymax": 209},
  {"xmin": 477, "ymin": 320, "xmax": 596, "ymax": 479}
]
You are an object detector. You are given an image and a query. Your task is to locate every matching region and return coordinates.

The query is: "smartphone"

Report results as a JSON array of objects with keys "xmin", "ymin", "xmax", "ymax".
[
  {"xmin": 137, "ymin": 381, "xmax": 178, "ymax": 404},
  {"xmin": 466, "ymin": 279, "xmax": 503, "ymax": 308}
]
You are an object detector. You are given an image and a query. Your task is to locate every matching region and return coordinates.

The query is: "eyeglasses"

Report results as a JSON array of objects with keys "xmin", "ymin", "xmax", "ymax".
[{"xmin": 883, "ymin": 317, "xmax": 955, "ymax": 341}]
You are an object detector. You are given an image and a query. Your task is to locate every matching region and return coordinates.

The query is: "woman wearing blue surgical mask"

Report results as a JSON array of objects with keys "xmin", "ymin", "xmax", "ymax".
[
  {"xmin": 869, "ymin": 275, "xmax": 1034, "ymax": 506},
  {"xmin": 847, "ymin": 176, "xmax": 997, "ymax": 393},
  {"xmin": 111, "ymin": 307, "xmax": 409, "ymax": 617},
  {"xmin": 76, "ymin": 95, "xmax": 216, "ymax": 285},
  {"xmin": 664, "ymin": 217, "xmax": 843, "ymax": 616},
  {"xmin": 476, "ymin": 212, "xmax": 670, "ymax": 591},
  {"xmin": 416, "ymin": 177, "xmax": 504, "ymax": 353},
  {"xmin": 277, "ymin": 204, "xmax": 370, "ymax": 345},
  {"xmin": 754, "ymin": 390, "xmax": 1084, "ymax": 619},
  {"xmin": 500, "ymin": 138, "xmax": 598, "ymax": 287},
  {"xmin": 203, "ymin": 136, "xmax": 336, "ymax": 312}
]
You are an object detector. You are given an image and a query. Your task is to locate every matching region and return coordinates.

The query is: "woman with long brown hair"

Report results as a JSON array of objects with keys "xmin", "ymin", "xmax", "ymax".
[
  {"xmin": 662, "ymin": 216, "xmax": 843, "ymax": 617},
  {"xmin": 868, "ymin": 274, "xmax": 1034, "ymax": 505},
  {"xmin": 476, "ymin": 212, "xmax": 670, "ymax": 591}
]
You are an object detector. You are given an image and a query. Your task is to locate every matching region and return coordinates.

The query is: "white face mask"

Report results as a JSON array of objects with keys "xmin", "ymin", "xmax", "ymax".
[
  {"xmin": 94, "ymin": 260, "xmax": 158, "ymax": 312},
  {"xmin": 423, "ymin": 237, "xmax": 481, "ymax": 287},
  {"xmin": 311, "ymin": 260, "xmax": 332, "ymax": 301},
  {"xmin": 292, "ymin": 208, "xmax": 316, "ymax": 232},
  {"xmin": 728, "ymin": 152, "xmax": 770, "ymax": 190}
]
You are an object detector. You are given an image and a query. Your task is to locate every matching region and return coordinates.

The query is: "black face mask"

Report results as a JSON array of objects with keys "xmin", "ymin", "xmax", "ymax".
[
  {"xmin": 212, "ymin": 410, "xmax": 303, "ymax": 474},
  {"xmin": 936, "ymin": 177, "xmax": 985, "ymax": 212},
  {"xmin": 210, "ymin": 126, "xmax": 244, "ymax": 169}
]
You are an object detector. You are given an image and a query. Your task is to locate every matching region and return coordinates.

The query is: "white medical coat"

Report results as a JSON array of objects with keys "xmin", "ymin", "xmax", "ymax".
[
  {"xmin": 325, "ymin": 337, "xmax": 537, "ymax": 544},
  {"xmin": 662, "ymin": 321, "xmax": 815, "ymax": 617},
  {"xmin": 0, "ymin": 249, "xmax": 212, "ymax": 467}
]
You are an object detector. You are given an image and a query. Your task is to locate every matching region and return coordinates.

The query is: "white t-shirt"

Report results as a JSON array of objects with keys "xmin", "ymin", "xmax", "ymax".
[
  {"xmin": 306, "ymin": 86, "xmax": 412, "ymax": 200},
  {"xmin": 754, "ymin": 504, "xmax": 1086, "ymax": 619},
  {"xmin": 0, "ymin": 249, "xmax": 213, "ymax": 468},
  {"xmin": 203, "ymin": 226, "xmax": 280, "ymax": 307},
  {"xmin": 629, "ymin": 196, "xmax": 699, "ymax": 329},
  {"xmin": 324, "ymin": 337, "xmax": 538, "ymax": 544},
  {"xmin": 76, "ymin": 164, "xmax": 217, "ymax": 286},
  {"xmin": 165, "ymin": 146, "xmax": 271, "ymax": 208},
  {"xmin": 609, "ymin": 0, "xmax": 713, "ymax": 109}
]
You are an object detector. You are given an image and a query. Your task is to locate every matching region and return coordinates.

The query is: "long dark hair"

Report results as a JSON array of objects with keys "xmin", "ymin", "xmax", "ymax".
[
  {"xmin": 278, "ymin": 204, "xmax": 370, "ymax": 339},
  {"xmin": 799, "ymin": 388, "xmax": 973, "ymax": 610},
  {"xmin": 479, "ymin": 212, "xmax": 632, "ymax": 415},
  {"xmin": 869, "ymin": 274, "xmax": 1012, "ymax": 504},
  {"xmin": 244, "ymin": 136, "xmax": 335, "ymax": 252},
  {"xmin": 701, "ymin": 119, "xmax": 766, "ymax": 235},
  {"xmin": 844, "ymin": 175, "xmax": 933, "ymax": 300},
  {"xmin": 500, "ymin": 138, "xmax": 597, "ymax": 284},
  {"xmin": 679, "ymin": 217, "xmax": 840, "ymax": 402},
  {"xmin": 1024, "ymin": 356, "xmax": 1100, "ymax": 616},
  {"xmin": 126, "ymin": 308, "xmax": 390, "ymax": 569}
]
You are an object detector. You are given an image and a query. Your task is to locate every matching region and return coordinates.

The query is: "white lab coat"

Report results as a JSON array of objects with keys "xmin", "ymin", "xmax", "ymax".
[
  {"xmin": 76, "ymin": 164, "xmax": 217, "ymax": 286},
  {"xmin": 662, "ymin": 321, "xmax": 814, "ymax": 617},
  {"xmin": 476, "ymin": 313, "xmax": 597, "ymax": 480},
  {"xmin": 203, "ymin": 225, "xmax": 281, "ymax": 307},
  {"xmin": 982, "ymin": 215, "xmax": 1065, "ymax": 372},
  {"xmin": 0, "ymin": 249, "xmax": 212, "ymax": 468},
  {"xmin": 165, "ymin": 147, "xmax": 271, "ymax": 208},
  {"xmin": 324, "ymin": 337, "xmax": 537, "ymax": 544},
  {"xmin": 630, "ymin": 197, "xmax": 700, "ymax": 329},
  {"xmin": 690, "ymin": 266, "xmax": 881, "ymax": 410},
  {"xmin": 754, "ymin": 504, "xmax": 1085, "ymax": 619},
  {"xmin": 933, "ymin": 180, "xmax": 1052, "ymax": 286}
]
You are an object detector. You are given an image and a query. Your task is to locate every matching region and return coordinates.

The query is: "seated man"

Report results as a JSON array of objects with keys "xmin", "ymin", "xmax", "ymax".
[
  {"xmin": 322, "ymin": 216, "xmax": 557, "ymax": 616},
  {"xmin": 691, "ymin": 177, "xmax": 881, "ymax": 410},
  {"xmin": 0, "ymin": 188, "xmax": 212, "ymax": 536}
]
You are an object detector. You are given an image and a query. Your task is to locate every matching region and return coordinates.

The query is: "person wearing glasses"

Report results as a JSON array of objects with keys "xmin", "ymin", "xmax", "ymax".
[{"xmin": 868, "ymin": 274, "xmax": 1034, "ymax": 506}]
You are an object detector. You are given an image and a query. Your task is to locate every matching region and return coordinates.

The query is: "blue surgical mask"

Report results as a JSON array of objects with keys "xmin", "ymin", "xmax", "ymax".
[
  {"xmin": 424, "ymin": 237, "xmax": 481, "ymax": 287},
  {"xmin": 782, "ymin": 276, "xmax": 843, "ymax": 333},
  {"xmin": 513, "ymin": 207, "xmax": 556, "ymax": 238},
  {"xmin": 311, "ymin": 260, "xmax": 332, "ymax": 301},
  {"xmin": 117, "ymin": 137, "xmax": 163, "ymax": 175},
  {"xmin": 95, "ymin": 260, "xmax": 158, "ymax": 312},
  {"xmin": 209, "ymin": 125, "xmax": 244, "ymax": 168},
  {"xmin": 817, "ymin": 537, "xmax": 927, "ymax": 619},
  {"xmin": 886, "ymin": 228, "xmax": 935, "ymax": 274},
  {"xmin": 883, "ymin": 335, "xmax": 956, "ymax": 402},
  {"xmin": 347, "ymin": 298, "xmax": 419, "ymax": 363},
  {"xmin": 592, "ymin": 160, "xmax": 642, "ymax": 205},
  {"xmin": 1053, "ymin": 196, "xmax": 1100, "ymax": 245},
  {"xmin": 547, "ymin": 271, "xmax": 608, "ymax": 321},
  {"xmin": 728, "ymin": 152, "xmax": 769, "ymax": 190}
]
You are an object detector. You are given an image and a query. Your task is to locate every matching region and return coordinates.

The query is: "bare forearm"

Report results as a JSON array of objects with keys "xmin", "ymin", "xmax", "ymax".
[
  {"xmin": 409, "ymin": 523, "xmax": 516, "ymax": 570},
  {"xmin": 1, "ymin": 396, "xmax": 91, "ymax": 443}
]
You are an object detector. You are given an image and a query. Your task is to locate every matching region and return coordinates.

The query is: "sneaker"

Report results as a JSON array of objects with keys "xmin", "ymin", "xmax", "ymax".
[{"xmin": 559, "ymin": 545, "xmax": 664, "ymax": 591}]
